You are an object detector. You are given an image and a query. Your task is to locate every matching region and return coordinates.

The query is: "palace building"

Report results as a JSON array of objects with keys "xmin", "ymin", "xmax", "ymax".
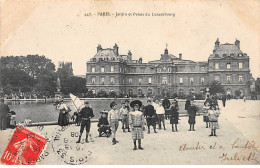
[{"xmin": 86, "ymin": 39, "xmax": 253, "ymax": 98}]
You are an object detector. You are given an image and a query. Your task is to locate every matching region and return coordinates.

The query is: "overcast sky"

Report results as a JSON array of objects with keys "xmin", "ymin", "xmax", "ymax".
[{"xmin": 1, "ymin": 0, "xmax": 260, "ymax": 78}]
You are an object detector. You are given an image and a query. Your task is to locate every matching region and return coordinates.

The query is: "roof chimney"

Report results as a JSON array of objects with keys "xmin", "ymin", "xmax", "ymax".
[
  {"xmin": 128, "ymin": 50, "xmax": 132, "ymax": 60},
  {"xmin": 179, "ymin": 53, "xmax": 182, "ymax": 60},
  {"xmin": 113, "ymin": 43, "xmax": 119, "ymax": 56},
  {"xmin": 235, "ymin": 39, "xmax": 240, "ymax": 49},
  {"xmin": 97, "ymin": 44, "xmax": 102, "ymax": 53},
  {"xmin": 213, "ymin": 38, "xmax": 220, "ymax": 53},
  {"xmin": 139, "ymin": 57, "xmax": 142, "ymax": 63}
]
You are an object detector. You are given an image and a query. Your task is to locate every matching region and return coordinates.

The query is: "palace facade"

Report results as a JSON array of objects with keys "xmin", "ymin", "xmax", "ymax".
[{"xmin": 86, "ymin": 39, "xmax": 253, "ymax": 98}]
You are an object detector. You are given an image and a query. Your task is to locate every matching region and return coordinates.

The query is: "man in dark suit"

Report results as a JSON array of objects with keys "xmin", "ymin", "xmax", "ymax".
[{"xmin": 0, "ymin": 97, "xmax": 10, "ymax": 130}]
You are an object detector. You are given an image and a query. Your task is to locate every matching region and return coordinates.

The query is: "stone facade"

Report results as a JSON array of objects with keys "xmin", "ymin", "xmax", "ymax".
[{"xmin": 86, "ymin": 39, "xmax": 253, "ymax": 98}]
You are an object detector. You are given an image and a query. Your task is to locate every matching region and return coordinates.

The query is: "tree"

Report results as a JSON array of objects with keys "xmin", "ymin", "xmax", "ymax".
[
  {"xmin": 0, "ymin": 55, "xmax": 56, "ymax": 97},
  {"xmin": 208, "ymin": 80, "xmax": 224, "ymax": 96},
  {"xmin": 60, "ymin": 77, "xmax": 88, "ymax": 97},
  {"xmin": 97, "ymin": 90, "xmax": 108, "ymax": 98},
  {"xmin": 108, "ymin": 91, "xmax": 117, "ymax": 98}
]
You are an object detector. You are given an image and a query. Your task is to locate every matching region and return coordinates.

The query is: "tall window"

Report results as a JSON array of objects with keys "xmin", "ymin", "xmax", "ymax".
[
  {"xmin": 148, "ymin": 77, "xmax": 152, "ymax": 84},
  {"xmin": 214, "ymin": 75, "xmax": 220, "ymax": 81},
  {"xmin": 215, "ymin": 63, "xmax": 219, "ymax": 69},
  {"xmin": 110, "ymin": 77, "xmax": 115, "ymax": 84},
  {"xmin": 91, "ymin": 77, "xmax": 96, "ymax": 84},
  {"xmin": 239, "ymin": 62, "xmax": 243, "ymax": 69},
  {"xmin": 100, "ymin": 77, "xmax": 105, "ymax": 84},
  {"xmin": 139, "ymin": 78, "xmax": 142, "ymax": 84},
  {"xmin": 162, "ymin": 77, "xmax": 167, "ymax": 84},
  {"xmin": 190, "ymin": 77, "xmax": 194, "ymax": 84},
  {"xmin": 179, "ymin": 89, "xmax": 184, "ymax": 95},
  {"xmin": 147, "ymin": 89, "xmax": 152, "ymax": 96},
  {"xmin": 201, "ymin": 77, "xmax": 205, "ymax": 84},
  {"xmin": 158, "ymin": 68, "xmax": 161, "ymax": 72},
  {"xmin": 101, "ymin": 67, "xmax": 105, "ymax": 73},
  {"xmin": 226, "ymin": 63, "xmax": 231, "ymax": 69},
  {"xmin": 92, "ymin": 89, "xmax": 96, "ymax": 94},
  {"xmin": 138, "ymin": 89, "xmax": 142, "ymax": 96},
  {"xmin": 239, "ymin": 75, "xmax": 243, "ymax": 83},
  {"xmin": 91, "ymin": 66, "xmax": 95, "ymax": 72},
  {"xmin": 128, "ymin": 89, "xmax": 133, "ymax": 96},
  {"xmin": 227, "ymin": 75, "xmax": 231, "ymax": 83},
  {"xmin": 201, "ymin": 66, "xmax": 205, "ymax": 71},
  {"xmin": 179, "ymin": 77, "xmax": 183, "ymax": 84},
  {"xmin": 129, "ymin": 78, "xmax": 132, "ymax": 84},
  {"xmin": 111, "ymin": 66, "xmax": 114, "ymax": 72},
  {"xmin": 189, "ymin": 88, "xmax": 195, "ymax": 95}
]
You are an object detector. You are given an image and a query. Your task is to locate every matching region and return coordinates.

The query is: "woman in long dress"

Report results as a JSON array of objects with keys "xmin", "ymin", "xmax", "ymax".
[{"xmin": 57, "ymin": 100, "xmax": 70, "ymax": 126}]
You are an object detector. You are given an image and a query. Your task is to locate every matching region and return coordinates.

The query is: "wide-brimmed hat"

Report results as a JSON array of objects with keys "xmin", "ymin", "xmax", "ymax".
[
  {"xmin": 130, "ymin": 100, "xmax": 142, "ymax": 108},
  {"xmin": 100, "ymin": 110, "xmax": 108, "ymax": 114}
]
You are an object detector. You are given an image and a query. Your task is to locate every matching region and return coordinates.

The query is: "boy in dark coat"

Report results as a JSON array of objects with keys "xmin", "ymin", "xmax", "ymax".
[
  {"xmin": 170, "ymin": 101, "xmax": 179, "ymax": 132},
  {"xmin": 97, "ymin": 111, "xmax": 111, "ymax": 137},
  {"xmin": 76, "ymin": 102, "xmax": 94, "ymax": 143},
  {"xmin": 187, "ymin": 100, "xmax": 198, "ymax": 131},
  {"xmin": 144, "ymin": 100, "xmax": 157, "ymax": 134}
]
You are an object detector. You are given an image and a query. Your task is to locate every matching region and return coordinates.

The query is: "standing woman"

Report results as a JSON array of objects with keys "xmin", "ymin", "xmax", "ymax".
[
  {"xmin": 170, "ymin": 101, "xmax": 179, "ymax": 132},
  {"xmin": 57, "ymin": 100, "xmax": 70, "ymax": 126},
  {"xmin": 208, "ymin": 104, "xmax": 220, "ymax": 136},
  {"xmin": 129, "ymin": 100, "xmax": 145, "ymax": 150}
]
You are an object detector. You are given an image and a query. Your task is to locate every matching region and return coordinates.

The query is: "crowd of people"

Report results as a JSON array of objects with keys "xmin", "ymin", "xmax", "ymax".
[
  {"xmin": 60, "ymin": 96, "xmax": 222, "ymax": 151},
  {"xmin": 0, "ymin": 95, "xmax": 222, "ymax": 151}
]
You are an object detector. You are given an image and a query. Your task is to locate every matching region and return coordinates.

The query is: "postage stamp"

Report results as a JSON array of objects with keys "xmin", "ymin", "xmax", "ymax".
[{"xmin": 1, "ymin": 125, "xmax": 47, "ymax": 165}]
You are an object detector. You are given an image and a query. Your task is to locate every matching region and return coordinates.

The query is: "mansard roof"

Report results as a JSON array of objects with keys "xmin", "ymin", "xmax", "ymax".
[
  {"xmin": 214, "ymin": 43, "xmax": 243, "ymax": 56},
  {"xmin": 94, "ymin": 48, "xmax": 118, "ymax": 59}
]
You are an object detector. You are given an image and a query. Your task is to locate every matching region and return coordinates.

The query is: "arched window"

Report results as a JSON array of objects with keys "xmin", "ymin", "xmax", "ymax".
[
  {"xmin": 179, "ymin": 89, "xmax": 184, "ymax": 95},
  {"xmin": 240, "ymin": 89, "xmax": 244, "ymax": 96},
  {"xmin": 189, "ymin": 88, "xmax": 195, "ymax": 95},
  {"xmin": 128, "ymin": 89, "xmax": 133, "ymax": 96},
  {"xmin": 138, "ymin": 89, "xmax": 142, "ymax": 97},
  {"xmin": 92, "ymin": 89, "xmax": 96, "ymax": 94},
  {"xmin": 226, "ymin": 88, "xmax": 232, "ymax": 95},
  {"xmin": 147, "ymin": 89, "xmax": 152, "ymax": 97}
]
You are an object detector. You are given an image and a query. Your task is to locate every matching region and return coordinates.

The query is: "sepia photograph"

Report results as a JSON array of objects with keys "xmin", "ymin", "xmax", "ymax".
[{"xmin": 0, "ymin": 0, "xmax": 260, "ymax": 166}]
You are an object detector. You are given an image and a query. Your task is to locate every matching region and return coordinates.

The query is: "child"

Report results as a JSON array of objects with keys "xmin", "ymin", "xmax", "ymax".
[
  {"xmin": 170, "ymin": 101, "xmax": 179, "ymax": 132},
  {"xmin": 208, "ymin": 104, "xmax": 220, "ymax": 136},
  {"xmin": 202, "ymin": 101, "xmax": 210, "ymax": 128},
  {"xmin": 156, "ymin": 101, "xmax": 166, "ymax": 130},
  {"xmin": 72, "ymin": 112, "xmax": 81, "ymax": 126},
  {"xmin": 108, "ymin": 101, "xmax": 120, "ymax": 145},
  {"xmin": 144, "ymin": 100, "xmax": 157, "ymax": 134},
  {"xmin": 76, "ymin": 102, "xmax": 94, "ymax": 143},
  {"xmin": 97, "ymin": 111, "xmax": 111, "ymax": 137},
  {"xmin": 187, "ymin": 100, "xmax": 198, "ymax": 131},
  {"xmin": 129, "ymin": 100, "xmax": 145, "ymax": 150},
  {"xmin": 119, "ymin": 101, "xmax": 130, "ymax": 133}
]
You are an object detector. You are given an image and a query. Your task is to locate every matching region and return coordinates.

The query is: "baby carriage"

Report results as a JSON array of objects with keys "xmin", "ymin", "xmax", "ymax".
[{"xmin": 97, "ymin": 111, "xmax": 111, "ymax": 138}]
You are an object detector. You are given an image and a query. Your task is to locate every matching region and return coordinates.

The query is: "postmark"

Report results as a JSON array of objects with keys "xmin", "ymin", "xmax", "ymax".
[
  {"xmin": 51, "ymin": 125, "xmax": 93, "ymax": 165},
  {"xmin": 1, "ymin": 125, "xmax": 47, "ymax": 165}
]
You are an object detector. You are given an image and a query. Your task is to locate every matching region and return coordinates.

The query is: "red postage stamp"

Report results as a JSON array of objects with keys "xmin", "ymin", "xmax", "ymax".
[{"xmin": 1, "ymin": 125, "xmax": 47, "ymax": 165}]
